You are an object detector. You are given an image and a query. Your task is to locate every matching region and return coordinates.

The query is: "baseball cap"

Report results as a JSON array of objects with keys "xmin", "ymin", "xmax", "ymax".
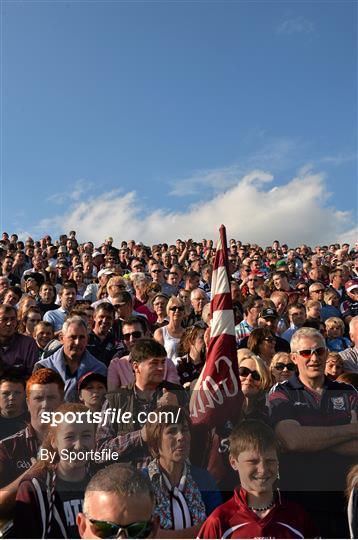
[
  {"xmin": 276, "ymin": 260, "xmax": 287, "ymax": 269},
  {"xmin": 77, "ymin": 372, "xmax": 107, "ymax": 393},
  {"xmin": 345, "ymin": 279, "xmax": 358, "ymax": 293},
  {"xmin": 92, "ymin": 251, "xmax": 102, "ymax": 258},
  {"xmin": 259, "ymin": 307, "xmax": 279, "ymax": 319},
  {"xmin": 98, "ymin": 268, "xmax": 116, "ymax": 279},
  {"xmin": 24, "ymin": 272, "xmax": 45, "ymax": 286}
]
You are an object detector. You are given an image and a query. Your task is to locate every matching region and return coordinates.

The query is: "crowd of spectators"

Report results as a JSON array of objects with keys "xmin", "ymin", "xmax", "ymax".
[{"xmin": 0, "ymin": 230, "xmax": 357, "ymax": 538}]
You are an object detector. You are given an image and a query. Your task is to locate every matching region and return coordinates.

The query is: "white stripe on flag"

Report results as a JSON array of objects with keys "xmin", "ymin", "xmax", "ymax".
[
  {"xmin": 211, "ymin": 265, "xmax": 230, "ymax": 295},
  {"xmin": 210, "ymin": 309, "xmax": 235, "ymax": 337}
]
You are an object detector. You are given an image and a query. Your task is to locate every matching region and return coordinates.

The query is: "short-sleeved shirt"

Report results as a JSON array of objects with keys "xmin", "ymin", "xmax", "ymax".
[
  {"xmin": 0, "ymin": 424, "xmax": 40, "ymax": 487},
  {"xmin": 268, "ymin": 373, "xmax": 358, "ymax": 492}
]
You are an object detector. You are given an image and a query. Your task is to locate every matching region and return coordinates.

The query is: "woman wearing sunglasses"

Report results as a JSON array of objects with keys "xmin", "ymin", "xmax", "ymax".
[
  {"xmin": 237, "ymin": 349, "xmax": 272, "ymax": 421},
  {"xmin": 13, "ymin": 403, "xmax": 96, "ymax": 538},
  {"xmin": 153, "ymin": 297, "xmax": 185, "ymax": 364},
  {"xmin": 270, "ymin": 352, "xmax": 297, "ymax": 384},
  {"xmin": 144, "ymin": 405, "xmax": 221, "ymax": 538},
  {"xmin": 247, "ymin": 327, "xmax": 277, "ymax": 366}
]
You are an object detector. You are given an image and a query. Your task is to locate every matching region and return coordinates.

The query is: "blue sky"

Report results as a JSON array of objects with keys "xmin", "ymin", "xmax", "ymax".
[{"xmin": 1, "ymin": 0, "xmax": 357, "ymax": 246}]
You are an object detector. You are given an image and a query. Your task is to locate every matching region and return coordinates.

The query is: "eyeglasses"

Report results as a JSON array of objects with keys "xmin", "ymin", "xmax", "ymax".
[
  {"xmin": 273, "ymin": 362, "xmax": 296, "ymax": 372},
  {"xmin": 87, "ymin": 516, "xmax": 154, "ymax": 539},
  {"xmin": 123, "ymin": 331, "xmax": 142, "ymax": 340},
  {"xmin": 294, "ymin": 347, "xmax": 326, "ymax": 359},
  {"xmin": 238, "ymin": 366, "xmax": 261, "ymax": 381},
  {"xmin": 169, "ymin": 306, "xmax": 184, "ymax": 312}
]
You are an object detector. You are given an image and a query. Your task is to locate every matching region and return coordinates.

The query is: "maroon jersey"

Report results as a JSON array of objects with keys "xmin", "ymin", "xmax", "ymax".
[
  {"xmin": 0, "ymin": 424, "xmax": 39, "ymax": 488},
  {"xmin": 197, "ymin": 487, "xmax": 318, "ymax": 539}
]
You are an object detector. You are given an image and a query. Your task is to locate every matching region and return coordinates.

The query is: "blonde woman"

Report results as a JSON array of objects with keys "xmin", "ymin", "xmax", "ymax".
[
  {"xmin": 237, "ymin": 349, "xmax": 272, "ymax": 421},
  {"xmin": 270, "ymin": 352, "xmax": 297, "ymax": 384},
  {"xmin": 153, "ymin": 296, "xmax": 185, "ymax": 363}
]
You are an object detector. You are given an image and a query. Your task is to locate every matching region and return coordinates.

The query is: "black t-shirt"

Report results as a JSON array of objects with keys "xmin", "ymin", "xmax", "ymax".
[{"xmin": 56, "ymin": 476, "xmax": 89, "ymax": 539}]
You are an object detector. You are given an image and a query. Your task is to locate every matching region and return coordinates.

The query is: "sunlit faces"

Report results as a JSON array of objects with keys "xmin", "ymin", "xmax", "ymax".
[
  {"xmin": 93, "ymin": 309, "xmax": 114, "ymax": 336},
  {"xmin": 132, "ymin": 356, "xmax": 166, "ymax": 387},
  {"xmin": 51, "ymin": 420, "xmax": 95, "ymax": 470},
  {"xmin": 62, "ymin": 323, "xmax": 88, "ymax": 361},
  {"xmin": 288, "ymin": 307, "xmax": 306, "ymax": 327},
  {"xmin": 34, "ymin": 323, "xmax": 54, "ymax": 349},
  {"xmin": 239, "ymin": 357, "xmax": 261, "ymax": 398},
  {"xmin": 0, "ymin": 381, "xmax": 25, "ymax": 418},
  {"xmin": 39, "ymin": 284, "xmax": 55, "ymax": 304},
  {"xmin": 291, "ymin": 337, "xmax": 327, "ymax": 381},
  {"xmin": 79, "ymin": 381, "xmax": 107, "ymax": 412},
  {"xmin": 77, "ymin": 491, "xmax": 156, "ymax": 539},
  {"xmin": 0, "ymin": 307, "xmax": 18, "ymax": 339},
  {"xmin": 27, "ymin": 383, "xmax": 63, "ymax": 427},
  {"xmin": 60, "ymin": 287, "xmax": 77, "ymax": 310},
  {"xmin": 325, "ymin": 353, "xmax": 344, "ymax": 380},
  {"xmin": 159, "ymin": 423, "xmax": 191, "ymax": 463},
  {"xmin": 270, "ymin": 353, "xmax": 296, "ymax": 383},
  {"xmin": 122, "ymin": 323, "xmax": 144, "ymax": 350},
  {"xmin": 229, "ymin": 446, "xmax": 278, "ymax": 496}
]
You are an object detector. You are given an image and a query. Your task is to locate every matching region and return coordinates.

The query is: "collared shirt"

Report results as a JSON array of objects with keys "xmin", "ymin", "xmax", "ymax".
[
  {"xmin": 268, "ymin": 373, "xmax": 358, "ymax": 491},
  {"xmin": 281, "ymin": 324, "xmax": 299, "ymax": 343},
  {"xmin": 87, "ymin": 331, "xmax": 122, "ymax": 367},
  {"xmin": 339, "ymin": 346, "xmax": 358, "ymax": 373},
  {"xmin": 0, "ymin": 424, "xmax": 40, "ymax": 487},
  {"xmin": 234, "ymin": 319, "xmax": 254, "ymax": 346},
  {"xmin": 34, "ymin": 347, "xmax": 107, "ymax": 402},
  {"xmin": 43, "ymin": 307, "xmax": 67, "ymax": 332}
]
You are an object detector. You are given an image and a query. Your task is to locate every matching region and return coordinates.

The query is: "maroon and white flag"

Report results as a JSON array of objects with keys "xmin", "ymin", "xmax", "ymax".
[{"xmin": 190, "ymin": 224, "xmax": 243, "ymax": 427}]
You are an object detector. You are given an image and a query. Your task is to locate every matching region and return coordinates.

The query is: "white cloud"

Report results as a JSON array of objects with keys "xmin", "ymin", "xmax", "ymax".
[
  {"xmin": 276, "ymin": 16, "xmax": 315, "ymax": 35},
  {"xmin": 47, "ymin": 179, "xmax": 94, "ymax": 204},
  {"xmin": 169, "ymin": 165, "xmax": 243, "ymax": 196},
  {"xmin": 36, "ymin": 168, "xmax": 355, "ymax": 247}
]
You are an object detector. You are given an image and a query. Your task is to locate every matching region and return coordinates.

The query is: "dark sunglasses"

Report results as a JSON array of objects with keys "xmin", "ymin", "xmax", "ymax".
[
  {"xmin": 123, "ymin": 331, "xmax": 142, "ymax": 340},
  {"xmin": 311, "ymin": 289, "xmax": 325, "ymax": 294},
  {"xmin": 169, "ymin": 306, "xmax": 184, "ymax": 312},
  {"xmin": 87, "ymin": 516, "xmax": 154, "ymax": 539},
  {"xmin": 294, "ymin": 347, "xmax": 326, "ymax": 359},
  {"xmin": 239, "ymin": 366, "xmax": 261, "ymax": 381},
  {"xmin": 297, "ymin": 287, "xmax": 307, "ymax": 292},
  {"xmin": 273, "ymin": 362, "xmax": 296, "ymax": 372}
]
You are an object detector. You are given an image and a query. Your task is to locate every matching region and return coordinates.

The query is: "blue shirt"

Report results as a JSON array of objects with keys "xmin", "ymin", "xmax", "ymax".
[
  {"xmin": 43, "ymin": 307, "xmax": 68, "ymax": 332},
  {"xmin": 34, "ymin": 346, "xmax": 107, "ymax": 402}
]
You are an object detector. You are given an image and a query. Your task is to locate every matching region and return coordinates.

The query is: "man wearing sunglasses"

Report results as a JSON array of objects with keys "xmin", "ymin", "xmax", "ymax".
[
  {"xmin": 269, "ymin": 327, "xmax": 358, "ymax": 538},
  {"xmin": 77, "ymin": 464, "xmax": 158, "ymax": 539}
]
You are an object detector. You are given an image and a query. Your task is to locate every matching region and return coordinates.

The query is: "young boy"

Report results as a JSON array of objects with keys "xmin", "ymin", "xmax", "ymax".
[
  {"xmin": 78, "ymin": 371, "xmax": 107, "ymax": 412},
  {"xmin": 197, "ymin": 420, "xmax": 318, "ymax": 539},
  {"xmin": 325, "ymin": 317, "xmax": 351, "ymax": 352}
]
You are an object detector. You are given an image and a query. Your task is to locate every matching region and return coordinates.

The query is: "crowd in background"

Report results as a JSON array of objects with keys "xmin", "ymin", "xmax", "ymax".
[{"xmin": 0, "ymin": 230, "xmax": 357, "ymax": 539}]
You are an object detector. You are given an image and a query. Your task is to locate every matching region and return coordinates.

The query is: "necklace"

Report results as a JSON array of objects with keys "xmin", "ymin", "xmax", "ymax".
[{"xmin": 248, "ymin": 500, "xmax": 274, "ymax": 512}]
